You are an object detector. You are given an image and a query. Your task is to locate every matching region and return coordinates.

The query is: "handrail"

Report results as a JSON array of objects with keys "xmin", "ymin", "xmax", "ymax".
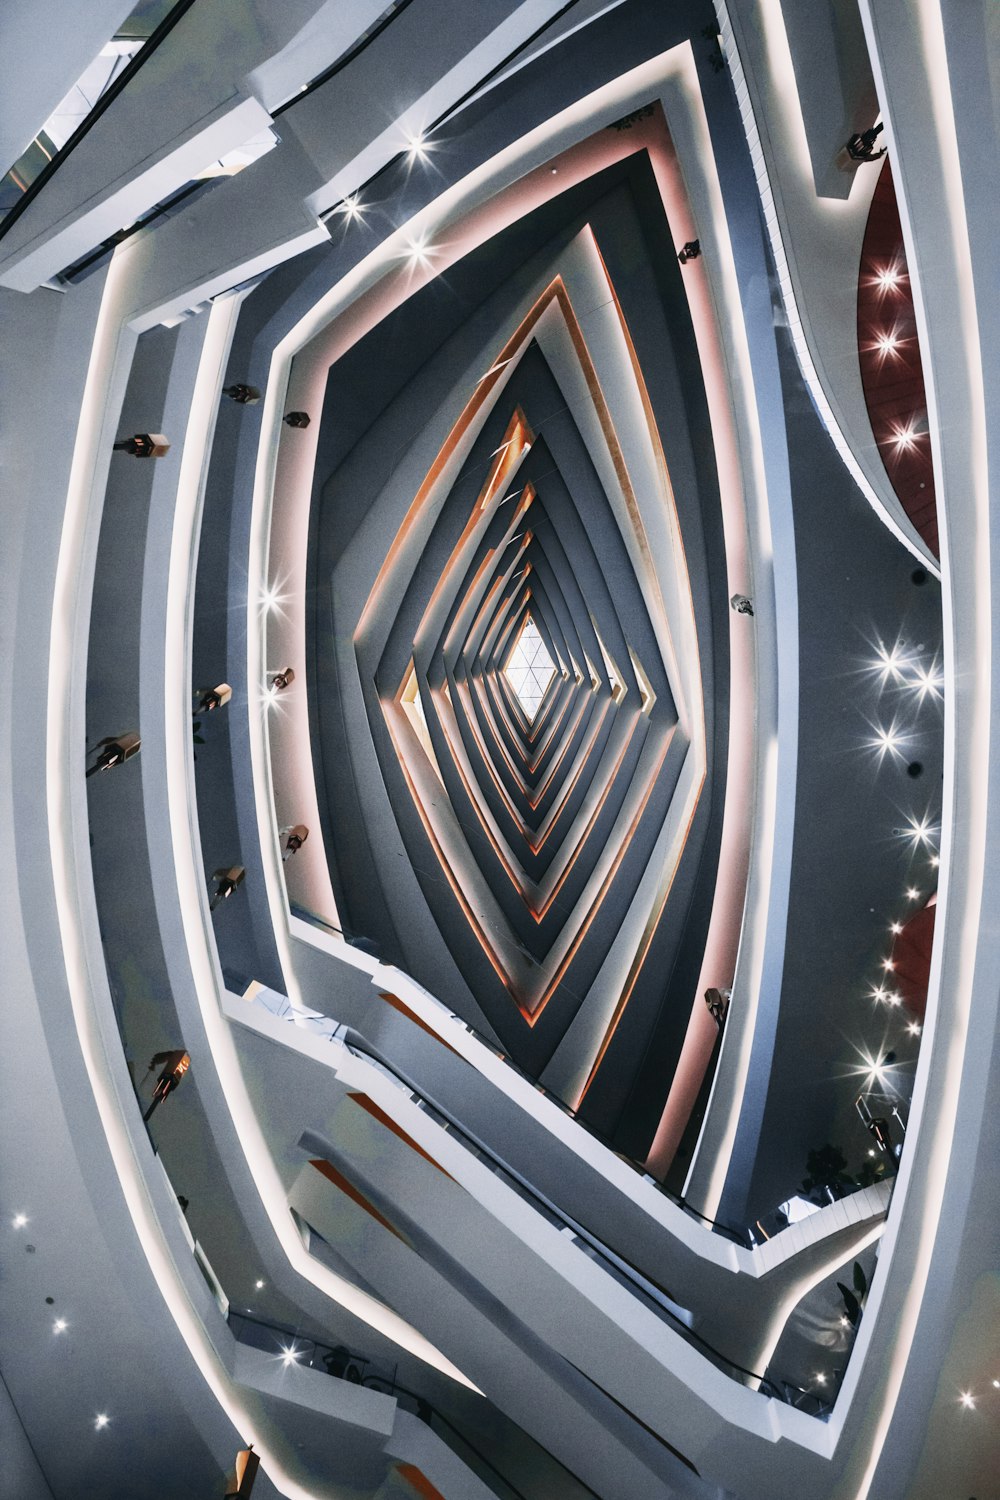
[
  {"xmin": 444, "ymin": 1009, "xmax": 749, "ymax": 1244},
  {"xmin": 271, "ymin": 0, "xmax": 417, "ymax": 118},
  {"xmin": 227, "ymin": 1309, "xmax": 571, "ymax": 1500},
  {"xmin": 288, "ymin": 0, "xmax": 588, "ymax": 225},
  {"xmin": 291, "ymin": 909, "xmax": 748, "ymax": 1244},
  {"xmin": 0, "ymin": 0, "xmax": 199, "ymax": 244},
  {"xmin": 334, "ymin": 1029, "xmax": 831, "ymax": 1416}
]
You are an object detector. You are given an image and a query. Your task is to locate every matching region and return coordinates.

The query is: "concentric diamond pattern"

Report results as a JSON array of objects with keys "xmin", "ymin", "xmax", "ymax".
[
  {"xmin": 504, "ymin": 618, "xmax": 555, "ymax": 722},
  {"xmin": 309, "ymin": 131, "xmax": 729, "ymax": 1150}
]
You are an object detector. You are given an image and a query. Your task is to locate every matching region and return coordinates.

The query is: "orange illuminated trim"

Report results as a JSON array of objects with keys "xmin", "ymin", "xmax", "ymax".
[
  {"xmin": 359, "ymin": 399, "xmax": 534, "ymax": 646},
  {"xmin": 531, "ymin": 714, "xmax": 650, "ymax": 921},
  {"xmin": 523, "ymin": 656, "xmax": 566, "ymax": 744},
  {"xmin": 431, "ymin": 680, "xmax": 535, "ymax": 901},
  {"xmin": 438, "ymin": 491, "xmax": 535, "ymax": 660},
  {"xmin": 524, "ymin": 733, "xmax": 676, "ymax": 1024},
  {"xmin": 574, "ymin": 759, "xmax": 706, "ymax": 1105},
  {"xmin": 588, "ymin": 231, "xmax": 701, "ymax": 732},
  {"xmin": 396, "ymin": 1463, "xmax": 447, "ymax": 1500},
  {"xmin": 524, "ymin": 690, "xmax": 602, "ymax": 822},
  {"xmin": 377, "ymin": 991, "xmax": 465, "ymax": 1056},
  {"xmin": 465, "ymin": 670, "xmax": 533, "ymax": 798},
  {"xmin": 357, "ymin": 277, "xmax": 569, "ymax": 645},
  {"xmin": 364, "ymin": 257, "xmax": 701, "ymax": 1030},
  {"xmin": 309, "ymin": 1159, "xmax": 407, "ymax": 1241},
  {"xmin": 381, "ymin": 703, "xmax": 516, "ymax": 993},
  {"xmin": 512, "ymin": 669, "xmax": 572, "ymax": 762},
  {"xmin": 347, "ymin": 1093, "xmax": 454, "ymax": 1179},
  {"xmin": 451, "ymin": 674, "xmax": 529, "ymax": 820},
  {"xmin": 528, "ymin": 697, "xmax": 613, "ymax": 850}
]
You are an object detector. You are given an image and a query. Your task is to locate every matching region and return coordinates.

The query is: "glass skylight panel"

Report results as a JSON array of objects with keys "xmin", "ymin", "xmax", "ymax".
[{"xmin": 504, "ymin": 618, "xmax": 555, "ymax": 720}]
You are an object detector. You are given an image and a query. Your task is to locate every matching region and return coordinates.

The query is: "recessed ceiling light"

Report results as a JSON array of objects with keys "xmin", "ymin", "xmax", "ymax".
[
  {"xmin": 404, "ymin": 130, "xmax": 428, "ymax": 161},
  {"xmin": 281, "ymin": 1346, "xmax": 299, "ymax": 1367},
  {"xmin": 904, "ymin": 816, "xmax": 934, "ymax": 847},
  {"xmin": 868, "ymin": 1056, "xmax": 892, "ymax": 1085},
  {"xmin": 907, "ymin": 1022, "xmax": 921, "ymax": 1036},
  {"xmin": 959, "ymin": 1391, "xmax": 975, "ymax": 1409},
  {"xmin": 906, "ymin": 886, "xmax": 920, "ymax": 901},
  {"xmin": 874, "ymin": 263, "xmax": 904, "ymax": 293},
  {"xmin": 53, "ymin": 1318, "xmax": 68, "ymax": 1334},
  {"xmin": 95, "ymin": 1413, "xmax": 110, "ymax": 1430},
  {"xmin": 887, "ymin": 419, "xmax": 921, "ymax": 453},
  {"xmin": 255, "ymin": 1279, "xmax": 265, "ymax": 1290},
  {"xmin": 873, "ymin": 642, "xmax": 908, "ymax": 683},
  {"xmin": 12, "ymin": 1213, "xmax": 28, "ymax": 1229},
  {"xmin": 910, "ymin": 662, "xmax": 943, "ymax": 700},
  {"xmin": 408, "ymin": 237, "xmax": 433, "ymax": 266},
  {"xmin": 890, "ymin": 922, "xmax": 903, "ymax": 935}
]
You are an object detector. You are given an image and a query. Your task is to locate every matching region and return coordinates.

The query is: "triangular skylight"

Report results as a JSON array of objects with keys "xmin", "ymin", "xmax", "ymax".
[{"xmin": 504, "ymin": 616, "xmax": 555, "ymax": 721}]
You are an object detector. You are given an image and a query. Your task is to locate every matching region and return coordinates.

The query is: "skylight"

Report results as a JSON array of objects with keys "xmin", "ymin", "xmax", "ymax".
[{"xmin": 504, "ymin": 617, "xmax": 555, "ymax": 721}]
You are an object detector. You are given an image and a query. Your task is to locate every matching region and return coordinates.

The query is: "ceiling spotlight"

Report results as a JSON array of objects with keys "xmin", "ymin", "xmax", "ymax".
[
  {"xmin": 867, "ymin": 1052, "xmax": 895, "ymax": 1085},
  {"xmin": 814, "ymin": 1372, "xmax": 827, "ymax": 1385},
  {"xmin": 904, "ymin": 816, "xmax": 934, "ymax": 847},
  {"xmin": 874, "ymin": 262, "xmax": 904, "ymax": 293},
  {"xmin": 255, "ymin": 1279, "xmax": 265, "ymax": 1290},
  {"xmin": 887, "ymin": 419, "xmax": 921, "ymax": 454},
  {"xmin": 53, "ymin": 1318, "xmax": 68, "ymax": 1334},
  {"xmin": 261, "ymin": 584, "xmax": 284, "ymax": 613},
  {"xmin": 280, "ymin": 1346, "xmax": 299, "ymax": 1367},
  {"xmin": 907, "ymin": 1022, "xmax": 921, "ymax": 1036},
  {"xmin": 874, "ymin": 642, "xmax": 908, "ymax": 684},
  {"xmin": 872, "ymin": 329, "xmax": 902, "ymax": 360},
  {"xmin": 871, "ymin": 985, "xmax": 888, "ymax": 1003},
  {"xmin": 906, "ymin": 886, "xmax": 920, "ymax": 901},
  {"xmin": 929, "ymin": 853, "xmax": 940, "ymax": 867},
  {"xmin": 12, "ymin": 1213, "xmax": 28, "ymax": 1229},
  {"xmin": 95, "ymin": 1414, "xmax": 110, "ymax": 1430},
  {"xmin": 992, "ymin": 1379, "xmax": 999, "ymax": 1389},
  {"xmin": 868, "ymin": 716, "xmax": 909, "ymax": 762},
  {"xmin": 405, "ymin": 236, "xmax": 432, "ymax": 266},
  {"xmin": 890, "ymin": 922, "xmax": 903, "ymax": 935},
  {"xmin": 887, "ymin": 992, "xmax": 902, "ymax": 1007},
  {"xmin": 881, "ymin": 957, "xmax": 895, "ymax": 970},
  {"xmin": 404, "ymin": 130, "xmax": 428, "ymax": 161},
  {"xmin": 340, "ymin": 193, "xmax": 362, "ymax": 219},
  {"xmin": 910, "ymin": 662, "xmax": 943, "ymax": 700},
  {"xmin": 959, "ymin": 1391, "xmax": 976, "ymax": 1409}
]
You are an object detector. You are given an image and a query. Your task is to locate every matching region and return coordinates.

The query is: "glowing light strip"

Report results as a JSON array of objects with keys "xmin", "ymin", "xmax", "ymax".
[
  {"xmin": 45, "ymin": 267, "xmax": 320, "ymax": 1499},
  {"xmin": 834, "ymin": 0, "xmax": 986, "ymax": 1489}
]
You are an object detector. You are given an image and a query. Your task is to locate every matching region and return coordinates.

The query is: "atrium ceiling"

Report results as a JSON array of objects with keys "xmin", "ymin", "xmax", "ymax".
[{"xmin": 1, "ymin": 2, "xmax": 998, "ymax": 1499}]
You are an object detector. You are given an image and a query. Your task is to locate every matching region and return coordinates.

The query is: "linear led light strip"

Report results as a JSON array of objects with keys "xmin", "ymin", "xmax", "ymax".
[
  {"xmin": 163, "ymin": 305, "xmax": 477, "ymax": 1389},
  {"xmin": 46, "ymin": 262, "xmax": 323, "ymax": 1500},
  {"xmin": 51, "ymin": 271, "xmax": 473, "ymax": 1500},
  {"xmin": 713, "ymin": 0, "xmax": 940, "ymax": 579}
]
